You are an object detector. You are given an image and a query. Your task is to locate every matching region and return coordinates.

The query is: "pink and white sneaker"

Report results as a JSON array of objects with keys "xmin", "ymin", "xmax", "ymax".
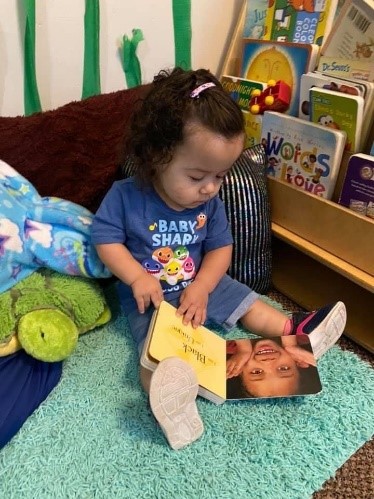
[{"xmin": 286, "ymin": 301, "xmax": 347, "ymax": 359}]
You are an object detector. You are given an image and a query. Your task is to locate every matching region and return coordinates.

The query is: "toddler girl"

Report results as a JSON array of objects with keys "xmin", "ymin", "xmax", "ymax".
[{"xmin": 92, "ymin": 67, "xmax": 346, "ymax": 450}]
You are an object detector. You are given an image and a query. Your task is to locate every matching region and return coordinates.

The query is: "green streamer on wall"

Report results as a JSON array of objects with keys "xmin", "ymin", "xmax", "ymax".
[
  {"xmin": 120, "ymin": 29, "xmax": 144, "ymax": 88},
  {"xmin": 172, "ymin": 0, "xmax": 192, "ymax": 69},
  {"xmin": 82, "ymin": 0, "xmax": 101, "ymax": 99},
  {"xmin": 23, "ymin": 0, "xmax": 42, "ymax": 115}
]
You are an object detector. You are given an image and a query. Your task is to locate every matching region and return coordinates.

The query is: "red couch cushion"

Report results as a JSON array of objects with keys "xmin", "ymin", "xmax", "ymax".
[{"xmin": 0, "ymin": 85, "xmax": 150, "ymax": 213}]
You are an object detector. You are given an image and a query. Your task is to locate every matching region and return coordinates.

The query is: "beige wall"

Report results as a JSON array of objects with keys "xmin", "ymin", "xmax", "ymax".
[{"xmin": 0, "ymin": 0, "xmax": 243, "ymax": 116}]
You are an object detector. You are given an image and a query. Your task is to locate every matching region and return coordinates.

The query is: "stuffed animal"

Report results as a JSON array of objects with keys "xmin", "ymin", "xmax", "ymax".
[{"xmin": 0, "ymin": 268, "xmax": 111, "ymax": 362}]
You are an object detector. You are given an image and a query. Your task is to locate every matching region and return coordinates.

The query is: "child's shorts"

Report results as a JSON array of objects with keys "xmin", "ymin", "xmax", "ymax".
[{"xmin": 126, "ymin": 274, "xmax": 259, "ymax": 356}]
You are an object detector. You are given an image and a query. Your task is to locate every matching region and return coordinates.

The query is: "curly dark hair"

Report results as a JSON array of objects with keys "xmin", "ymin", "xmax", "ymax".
[{"xmin": 125, "ymin": 67, "xmax": 245, "ymax": 184}]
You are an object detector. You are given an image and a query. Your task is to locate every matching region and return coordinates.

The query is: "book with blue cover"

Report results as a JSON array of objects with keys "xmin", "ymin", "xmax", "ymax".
[
  {"xmin": 266, "ymin": 0, "xmax": 338, "ymax": 46},
  {"xmin": 261, "ymin": 111, "xmax": 346, "ymax": 199},
  {"xmin": 243, "ymin": 0, "xmax": 268, "ymax": 38}
]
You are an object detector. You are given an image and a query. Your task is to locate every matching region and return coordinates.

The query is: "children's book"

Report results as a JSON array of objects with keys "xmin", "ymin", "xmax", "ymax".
[
  {"xmin": 242, "ymin": 110, "xmax": 263, "ymax": 148},
  {"xmin": 221, "ymin": 75, "xmax": 266, "ymax": 111},
  {"xmin": 309, "ymin": 87, "xmax": 364, "ymax": 152},
  {"xmin": 338, "ymin": 153, "xmax": 374, "ymax": 219},
  {"xmin": 266, "ymin": 0, "xmax": 338, "ymax": 46},
  {"xmin": 322, "ymin": 0, "xmax": 374, "ymax": 62},
  {"xmin": 261, "ymin": 111, "xmax": 346, "ymax": 199},
  {"xmin": 240, "ymin": 38, "xmax": 320, "ymax": 116},
  {"xmin": 317, "ymin": 55, "xmax": 374, "ymax": 82},
  {"xmin": 243, "ymin": 0, "xmax": 268, "ymax": 39},
  {"xmin": 298, "ymin": 71, "xmax": 366, "ymax": 120},
  {"xmin": 318, "ymin": 74, "xmax": 374, "ymax": 146},
  {"xmin": 140, "ymin": 301, "xmax": 322, "ymax": 405}
]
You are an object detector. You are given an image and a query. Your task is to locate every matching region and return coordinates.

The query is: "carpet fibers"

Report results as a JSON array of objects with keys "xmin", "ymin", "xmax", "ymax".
[{"xmin": 1, "ymin": 297, "xmax": 373, "ymax": 499}]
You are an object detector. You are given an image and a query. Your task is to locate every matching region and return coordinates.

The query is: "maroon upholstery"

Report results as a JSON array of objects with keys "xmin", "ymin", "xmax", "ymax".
[{"xmin": 0, "ymin": 85, "xmax": 150, "ymax": 213}]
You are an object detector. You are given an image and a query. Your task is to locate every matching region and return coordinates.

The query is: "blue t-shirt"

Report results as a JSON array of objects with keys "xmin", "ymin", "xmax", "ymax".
[{"xmin": 91, "ymin": 178, "xmax": 233, "ymax": 312}]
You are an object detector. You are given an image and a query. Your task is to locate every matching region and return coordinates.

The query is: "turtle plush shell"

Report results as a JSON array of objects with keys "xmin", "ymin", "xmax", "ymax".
[{"xmin": 0, "ymin": 269, "xmax": 111, "ymax": 361}]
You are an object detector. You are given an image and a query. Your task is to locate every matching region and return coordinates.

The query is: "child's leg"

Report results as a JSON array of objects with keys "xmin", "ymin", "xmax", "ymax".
[
  {"xmin": 240, "ymin": 299, "xmax": 347, "ymax": 359},
  {"xmin": 128, "ymin": 304, "xmax": 203, "ymax": 450},
  {"xmin": 239, "ymin": 299, "xmax": 289, "ymax": 337}
]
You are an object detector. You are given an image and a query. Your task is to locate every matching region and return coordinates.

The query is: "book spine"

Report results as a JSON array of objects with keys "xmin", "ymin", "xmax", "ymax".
[{"xmin": 262, "ymin": 0, "xmax": 275, "ymax": 40}]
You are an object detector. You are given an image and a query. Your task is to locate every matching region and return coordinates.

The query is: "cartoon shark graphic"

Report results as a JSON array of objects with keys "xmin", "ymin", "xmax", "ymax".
[
  {"xmin": 142, "ymin": 258, "xmax": 164, "ymax": 279},
  {"xmin": 174, "ymin": 245, "xmax": 189, "ymax": 261},
  {"xmin": 152, "ymin": 246, "xmax": 173, "ymax": 265}
]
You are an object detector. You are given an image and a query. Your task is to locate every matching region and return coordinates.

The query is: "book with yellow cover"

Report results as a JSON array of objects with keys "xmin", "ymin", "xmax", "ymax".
[{"xmin": 140, "ymin": 301, "xmax": 322, "ymax": 404}]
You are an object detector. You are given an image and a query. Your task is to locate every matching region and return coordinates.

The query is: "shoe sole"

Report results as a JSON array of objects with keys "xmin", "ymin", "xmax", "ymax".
[
  {"xmin": 149, "ymin": 357, "xmax": 204, "ymax": 450},
  {"xmin": 308, "ymin": 301, "xmax": 347, "ymax": 359}
]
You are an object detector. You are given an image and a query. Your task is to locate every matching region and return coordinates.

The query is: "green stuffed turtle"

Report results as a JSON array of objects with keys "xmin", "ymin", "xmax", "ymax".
[{"xmin": 0, "ymin": 269, "xmax": 111, "ymax": 362}]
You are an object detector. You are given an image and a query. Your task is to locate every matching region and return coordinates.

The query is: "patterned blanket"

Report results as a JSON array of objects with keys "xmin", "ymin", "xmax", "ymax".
[{"xmin": 0, "ymin": 160, "xmax": 111, "ymax": 293}]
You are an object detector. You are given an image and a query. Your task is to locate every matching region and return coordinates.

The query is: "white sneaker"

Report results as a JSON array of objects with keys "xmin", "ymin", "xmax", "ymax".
[{"xmin": 149, "ymin": 357, "xmax": 204, "ymax": 450}]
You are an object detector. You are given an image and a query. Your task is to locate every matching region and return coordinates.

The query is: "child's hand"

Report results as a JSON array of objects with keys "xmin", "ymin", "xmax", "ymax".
[
  {"xmin": 226, "ymin": 352, "xmax": 252, "ymax": 379},
  {"xmin": 131, "ymin": 273, "xmax": 164, "ymax": 314},
  {"xmin": 177, "ymin": 282, "xmax": 209, "ymax": 328}
]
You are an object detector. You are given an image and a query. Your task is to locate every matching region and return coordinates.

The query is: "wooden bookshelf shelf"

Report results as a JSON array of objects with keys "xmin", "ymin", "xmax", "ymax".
[{"xmin": 222, "ymin": 1, "xmax": 374, "ymax": 352}]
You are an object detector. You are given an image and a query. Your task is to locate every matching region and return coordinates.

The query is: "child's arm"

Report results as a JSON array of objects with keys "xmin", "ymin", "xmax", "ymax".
[
  {"xmin": 96, "ymin": 243, "xmax": 163, "ymax": 313},
  {"xmin": 177, "ymin": 244, "xmax": 232, "ymax": 327}
]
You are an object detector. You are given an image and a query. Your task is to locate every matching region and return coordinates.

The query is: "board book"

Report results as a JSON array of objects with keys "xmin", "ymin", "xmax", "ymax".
[
  {"xmin": 303, "ymin": 72, "xmax": 374, "ymax": 146},
  {"xmin": 265, "ymin": 0, "xmax": 338, "ymax": 46},
  {"xmin": 338, "ymin": 153, "xmax": 374, "ymax": 219},
  {"xmin": 309, "ymin": 87, "xmax": 364, "ymax": 152},
  {"xmin": 221, "ymin": 75, "xmax": 265, "ymax": 111},
  {"xmin": 140, "ymin": 301, "xmax": 322, "ymax": 404},
  {"xmin": 240, "ymin": 38, "xmax": 319, "ymax": 117},
  {"xmin": 261, "ymin": 110, "xmax": 346, "ymax": 199},
  {"xmin": 298, "ymin": 71, "xmax": 367, "ymax": 120}
]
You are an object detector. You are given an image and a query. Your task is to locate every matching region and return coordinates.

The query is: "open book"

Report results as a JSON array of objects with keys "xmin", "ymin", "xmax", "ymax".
[{"xmin": 140, "ymin": 301, "xmax": 322, "ymax": 404}]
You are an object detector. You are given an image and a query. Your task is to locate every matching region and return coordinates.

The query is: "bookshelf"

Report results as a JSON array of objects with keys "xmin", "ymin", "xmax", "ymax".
[{"xmin": 221, "ymin": 1, "xmax": 374, "ymax": 352}]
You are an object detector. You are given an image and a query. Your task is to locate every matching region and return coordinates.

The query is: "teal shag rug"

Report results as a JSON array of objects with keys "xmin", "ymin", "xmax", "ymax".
[{"xmin": 1, "ymin": 295, "xmax": 373, "ymax": 499}]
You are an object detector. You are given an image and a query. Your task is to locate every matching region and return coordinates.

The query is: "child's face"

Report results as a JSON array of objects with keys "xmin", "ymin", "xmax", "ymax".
[
  {"xmin": 241, "ymin": 339, "xmax": 300, "ymax": 397},
  {"xmin": 154, "ymin": 124, "xmax": 244, "ymax": 211}
]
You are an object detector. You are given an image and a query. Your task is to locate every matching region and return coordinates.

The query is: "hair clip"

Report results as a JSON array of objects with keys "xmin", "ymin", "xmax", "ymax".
[{"xmin": 190, "ymin": 82, "xmax": 216, "ymax": 98}]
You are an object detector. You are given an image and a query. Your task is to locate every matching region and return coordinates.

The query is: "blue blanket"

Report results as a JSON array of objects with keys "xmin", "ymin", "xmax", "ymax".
[{"xmin": 0, "ymin": 160, "xmax": 111, "ymax": 293}]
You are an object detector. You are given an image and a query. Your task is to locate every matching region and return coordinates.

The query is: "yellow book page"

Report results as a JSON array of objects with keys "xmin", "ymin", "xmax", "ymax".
[
  {"xmin": 262, "ymin": 1, "xmax": 275, "ymax": 40},
  {"xmin": 149, "ymin": 301, "xmax": 227, "ymax": 400}
]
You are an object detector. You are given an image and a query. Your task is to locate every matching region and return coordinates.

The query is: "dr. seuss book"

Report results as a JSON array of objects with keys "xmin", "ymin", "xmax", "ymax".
[
  {"xmin": 261, "ymin": 111, "xmax": 346, "ymax": 199},
  {"xmin": 243, "ymin": 0, "xmax": 268, "ymax": 39},
  {"xmin": 309, "ymin": 87, "xmax": 364, "ymax": 152},
  {"xmin": 338, "ymin": 153, "xmax": 374, "ymax": 219},
  {"xmin": 221, "ymin": 75, "xmax": 265, "ymax": 111},
  {"xmin": 322, "ymin": 0, "xmax": 374, "ymax": 62},
  {"xmin": 140, "ymin": 301, "xmax": 322, "ymax": 404},
  {"xmin": 317, "ymin": 55, "xmax": 374, "ymax": 82},
  {"xmin": 240, "ymin": 39, "xmax": 319, "ymax": 116},
  {"xmin": 266, "ymin": 0, "xmax": 338, "ymax": 46}
]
